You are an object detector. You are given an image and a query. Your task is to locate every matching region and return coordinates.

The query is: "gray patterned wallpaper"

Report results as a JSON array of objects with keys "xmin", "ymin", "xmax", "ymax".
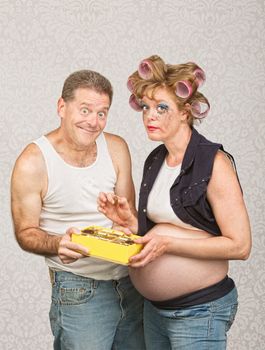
[{"xmin": 0, "ymin": 0, "xmax": 264, "ymax": 349}]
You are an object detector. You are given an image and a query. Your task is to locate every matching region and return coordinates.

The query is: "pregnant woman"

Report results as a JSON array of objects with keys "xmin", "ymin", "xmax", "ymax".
[{"xmin": 98, "ymin": 55, "xmax": 251, "ymax": 350}]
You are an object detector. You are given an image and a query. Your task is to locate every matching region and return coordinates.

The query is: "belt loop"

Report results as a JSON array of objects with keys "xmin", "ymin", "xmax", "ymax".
[
  {"xmin": 113, "ymin": 279, "xmax": 118, "ymax": 287},
  {"xmin": 49, "ymin": 268, "xmax": 55, "ymax": 284},
  {"xmin": 92, "ymin": 279, "xmax": 98, "ymax": 289}
]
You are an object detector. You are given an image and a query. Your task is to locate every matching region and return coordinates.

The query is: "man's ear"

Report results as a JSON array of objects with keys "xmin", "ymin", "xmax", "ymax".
[{"xmin": 57, "ymin": 97, "xmax": 65, "ymax": 118}]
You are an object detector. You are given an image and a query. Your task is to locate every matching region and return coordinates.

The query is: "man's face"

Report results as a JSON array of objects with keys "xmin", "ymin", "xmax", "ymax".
[{"xmin": 58, "ymin": 88, "xmax": 110, "ymax": 149}]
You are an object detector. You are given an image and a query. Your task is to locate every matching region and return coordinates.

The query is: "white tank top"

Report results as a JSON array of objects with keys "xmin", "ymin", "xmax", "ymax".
[
  {"xmin": 33, "ymin": 132, "xmax": 128, "ymax": 280},
  {"xmin": 147, "ymin": 159, "xmax": 200, "ymax": 230}
]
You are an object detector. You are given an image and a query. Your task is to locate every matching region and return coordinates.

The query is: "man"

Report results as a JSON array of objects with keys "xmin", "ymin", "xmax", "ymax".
[{"xmin": 11, "ymin": 70, "xmax": 145, "ymax": 350}]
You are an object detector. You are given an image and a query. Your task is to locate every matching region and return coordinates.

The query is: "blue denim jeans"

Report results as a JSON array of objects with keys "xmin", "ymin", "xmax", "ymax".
[
  {"xmin": 144, "ymin": 287, "xmax": 238, "ymax": 350},
  {"xmin": 49, "ymin": 270, "xmax": 145, "ymax": 350}
]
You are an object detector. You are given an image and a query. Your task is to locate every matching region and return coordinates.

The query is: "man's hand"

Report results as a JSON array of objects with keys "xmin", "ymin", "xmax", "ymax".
[
  {"xmin": 97, "ymin": 192, "xmax": 134, "ymax": 227},
  {"xmin": 58, "ymin": 227, "xmax": 89, "ymax": 264}
]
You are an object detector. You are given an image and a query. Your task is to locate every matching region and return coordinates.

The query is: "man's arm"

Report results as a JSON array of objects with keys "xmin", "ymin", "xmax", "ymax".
[
  {"xmin": 11, "ymin": 143, "xmax": 88, "ymax": 262},
  {"xmin": 105, "ymin": 132, "xmax": 138, "ymax": 231}
]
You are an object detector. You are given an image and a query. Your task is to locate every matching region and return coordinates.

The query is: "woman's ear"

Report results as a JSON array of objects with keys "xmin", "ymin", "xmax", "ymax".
[{"xmin": 180, "ymin": 103, "xmax": 190, "ymax": 121}]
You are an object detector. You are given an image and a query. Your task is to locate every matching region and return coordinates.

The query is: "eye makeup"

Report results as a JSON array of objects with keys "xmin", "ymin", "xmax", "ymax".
[
  {"xmin": 156, "ymin": 102, "xmax": 169, "ymax": 114},
  {"xmin": 141, "ymin": 99, "xmax": 172, "ymax": 119}
]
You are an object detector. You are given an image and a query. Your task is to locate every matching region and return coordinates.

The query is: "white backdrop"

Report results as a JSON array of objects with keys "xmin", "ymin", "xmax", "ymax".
[{"xmin": 0, "ymin": 1, "xmax": 264, "ymax": 349}]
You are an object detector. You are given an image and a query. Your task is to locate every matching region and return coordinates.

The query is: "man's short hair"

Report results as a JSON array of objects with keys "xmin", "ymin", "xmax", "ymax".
[{"xmin": 61, "ymin": 70, "xmax": 113, "ymax": 104}]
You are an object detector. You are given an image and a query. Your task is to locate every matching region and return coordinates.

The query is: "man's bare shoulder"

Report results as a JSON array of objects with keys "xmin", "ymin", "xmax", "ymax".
[
  {"xmin": 104, "ymin": 132, "xmax": 128, "ymax": 147},
  {"xmin": 13, "ymin": 143, "xmax": 46, "ymax": 178},
  {"xmin": 103, "ymin": 131, "xmax": 130, "ymax": 154},
  {"xmin": 103, "ymin": 132, "xmax": 132, "ymax": 173}
]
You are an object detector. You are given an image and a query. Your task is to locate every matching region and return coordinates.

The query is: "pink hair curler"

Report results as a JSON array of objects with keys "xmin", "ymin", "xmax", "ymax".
[
  {"xmin": 175, "ymin": 81, "xmax": 193, "ymax": 99},
  {"xmin": 191, "ymin": 101, "xmax": 210, "ymax": 119},
  {"xmin": 127, "ymin": 78, "xmax": 134, "ymax": 93},
  {"xmin": 129, "ymin": 94, "xmax": 142, "ymax": 111},
  {"xmin": 138, "ymin": 59, "xmax": 152, "ymax": 80},
  {"xmin": 194, "ymin": 68, "xmax": 206, "ymax": 87}
]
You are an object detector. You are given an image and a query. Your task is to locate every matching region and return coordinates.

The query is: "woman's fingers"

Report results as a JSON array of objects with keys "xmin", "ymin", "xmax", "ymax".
[{"xmin": 129, "ymin": 234, "xmax": 168, "ymax": 267}]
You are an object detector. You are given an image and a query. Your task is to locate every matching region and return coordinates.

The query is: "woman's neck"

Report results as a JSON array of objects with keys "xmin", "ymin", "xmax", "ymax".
[{"xmin": 164, "ymin": 126, "xmax": 192, "ymax": 167}]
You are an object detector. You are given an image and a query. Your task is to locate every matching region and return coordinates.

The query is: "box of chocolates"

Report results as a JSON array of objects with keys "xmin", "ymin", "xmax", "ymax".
[{"xmin": 71, "ymin": 225, "xmax": 143, "ymax": 265}]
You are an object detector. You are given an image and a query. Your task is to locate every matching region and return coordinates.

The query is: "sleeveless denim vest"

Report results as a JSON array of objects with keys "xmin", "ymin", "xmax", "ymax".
[{"xmin": 138, "ymin": 127, "xmax": 239, "ymax": 236}]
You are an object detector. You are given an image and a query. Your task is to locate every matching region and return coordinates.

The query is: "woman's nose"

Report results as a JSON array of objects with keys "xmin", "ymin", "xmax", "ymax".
[{"xmin": 145, "ymin": 108, "xmax": 159, "ymax": 120}]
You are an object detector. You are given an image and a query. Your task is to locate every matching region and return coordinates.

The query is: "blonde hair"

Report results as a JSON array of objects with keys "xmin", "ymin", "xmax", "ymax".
[{"xmin": 128, "ymin": 55, "xmax": 210, "ymax": 126}]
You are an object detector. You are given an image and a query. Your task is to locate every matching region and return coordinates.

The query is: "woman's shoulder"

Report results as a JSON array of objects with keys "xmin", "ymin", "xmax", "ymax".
[{"xmin": 145, "ymin": 143, "xmax": 166, "ymax": 162}]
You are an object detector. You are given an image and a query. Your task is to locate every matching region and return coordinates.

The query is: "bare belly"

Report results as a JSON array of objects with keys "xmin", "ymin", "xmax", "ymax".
[{"xmin": 129, "ymin": 224, "xmax": 228, "ymax": 301}]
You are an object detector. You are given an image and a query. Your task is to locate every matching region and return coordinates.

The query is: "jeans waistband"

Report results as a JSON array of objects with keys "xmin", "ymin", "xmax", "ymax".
[
  {"xmin": 48, "ymin": 268, "xmax": 129, "ymax": 287},
  {"xmin": 150, "ymin": 275, "xmax": 235, "ymax": 309}
]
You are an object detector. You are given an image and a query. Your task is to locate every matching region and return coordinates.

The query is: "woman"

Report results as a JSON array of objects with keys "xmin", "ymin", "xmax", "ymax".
[{"xmin": 98, "ymin": 55, "xmax": 251, "ymax": 349}]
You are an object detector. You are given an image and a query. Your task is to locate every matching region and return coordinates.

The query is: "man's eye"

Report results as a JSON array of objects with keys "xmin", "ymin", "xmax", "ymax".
[
  {"xmin": 81, "ymin": 108, "xmax": 89, "ymax": 114},
  {"xmin": 98, "ymin": 112, "xmax": 106, "ymax": 119}
]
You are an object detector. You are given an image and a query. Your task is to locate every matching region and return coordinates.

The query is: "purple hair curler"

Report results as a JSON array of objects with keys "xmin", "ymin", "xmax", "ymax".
[
  {"xmin": 127, "ymin": 78, "xmax": 134, "ymax": 93},
  {"xmin": 138, "ymin": 59, "xmax": 152, "ymax": 80},
  {"xmin": 191, "ymin": 101, "xmax": 210, "ymax": 119},
  {"xmin": 175, "ymin": 81, "xmax": 193, "ymax": 99},
  {"xmin": 194, "ymin": 68, "xmax": 206, "ymax": 87},
  {"xmin": 129, "ymin": 94, "xmax": 142, "ymax": 111}
]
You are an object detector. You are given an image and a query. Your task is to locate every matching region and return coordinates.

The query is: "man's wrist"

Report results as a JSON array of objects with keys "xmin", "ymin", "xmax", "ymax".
[
  {"xmin": 125, "ymin": 214, "xmax": 138, "ymax": 234},
  {"xmin": 53, "ymin": 235, "xmax": 61, "ymax": 255}
]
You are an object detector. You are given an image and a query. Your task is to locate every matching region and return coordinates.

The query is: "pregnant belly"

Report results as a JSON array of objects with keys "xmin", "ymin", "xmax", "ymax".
[
  {"xmin": 129, "ymin": 255, "xmax": 228, "ymax": 301},
  {"xmin": 129, "ymin": 223, "xmax": 228, "ymax": 301}
]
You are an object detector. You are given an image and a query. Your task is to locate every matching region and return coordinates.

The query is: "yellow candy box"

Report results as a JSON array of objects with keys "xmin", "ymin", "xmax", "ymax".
[{"xmin": 71, "ymin": 225, "xmax": 143, "ymax": 265}]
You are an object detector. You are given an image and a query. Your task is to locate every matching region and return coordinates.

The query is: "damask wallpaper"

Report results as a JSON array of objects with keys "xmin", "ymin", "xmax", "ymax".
[{"xmin": 0, "ymin": 0, "xmax": 264, "ymax": 349}]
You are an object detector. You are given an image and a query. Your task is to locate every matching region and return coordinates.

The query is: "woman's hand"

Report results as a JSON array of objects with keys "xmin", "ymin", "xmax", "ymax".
[
  {"xmin": 129, "ymin": 233, "xmax": 169, "ymax": 267},
  {"xmin": 97, "ymin": 192, "xmax": 137, "ymax": 231}
]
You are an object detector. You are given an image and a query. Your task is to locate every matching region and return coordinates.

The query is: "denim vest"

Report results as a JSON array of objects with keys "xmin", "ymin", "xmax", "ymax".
[{"xmin": 138, "ymin": 127, "xmax": 239, "ymax": 236}]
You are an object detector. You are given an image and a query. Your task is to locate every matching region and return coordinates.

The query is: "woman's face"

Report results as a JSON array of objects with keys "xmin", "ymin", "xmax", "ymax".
[{"xmin": 141, "ymin": 87, "xmax": 187, "ymax": 143}]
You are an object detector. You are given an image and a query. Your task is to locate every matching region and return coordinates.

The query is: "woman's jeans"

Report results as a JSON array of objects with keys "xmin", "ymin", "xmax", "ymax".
[
  {"xmin": 49, "ymin": 270, "xmax": 145, "ymax": 350},
  {"xmin": 144, "ymin": 287, "xmax": 238, "ymax": 350}
]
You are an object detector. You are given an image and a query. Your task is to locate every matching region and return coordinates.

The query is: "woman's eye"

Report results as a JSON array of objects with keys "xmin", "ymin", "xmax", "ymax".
[
  {"xmin": 157, "ymin": 104, "xmax": 168, "ymax": 114},
  {"xmin": 141, "ymin": 104, "xmax": 149, "ymax": 111}
]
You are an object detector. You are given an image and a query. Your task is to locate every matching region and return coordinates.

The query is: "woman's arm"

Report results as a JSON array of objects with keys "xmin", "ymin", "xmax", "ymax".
[{"xmin": 130, "ymin": 151, "xmax": 251, "ymax": 267}]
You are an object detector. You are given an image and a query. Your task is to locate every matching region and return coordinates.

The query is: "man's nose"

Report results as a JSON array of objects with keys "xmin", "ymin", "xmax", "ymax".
[{"xmin": 86, "ymin": 113, "xmax": 99, "ymax": 127}]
